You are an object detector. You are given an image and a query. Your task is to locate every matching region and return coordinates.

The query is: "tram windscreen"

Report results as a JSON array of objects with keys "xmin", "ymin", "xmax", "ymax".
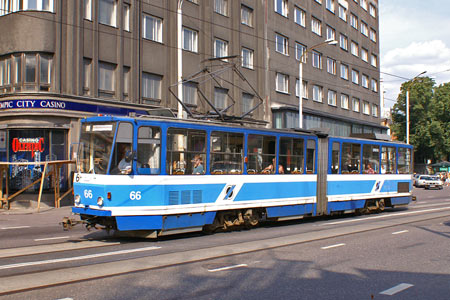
[{"xmin": 77, "ymin": 122, "xmax": 116, "ymax": 174}]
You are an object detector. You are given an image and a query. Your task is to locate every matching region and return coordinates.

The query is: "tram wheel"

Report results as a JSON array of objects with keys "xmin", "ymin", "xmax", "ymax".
[{"xmin": 378, "ymin": 199, "xmax": 385, "ymax": 212}]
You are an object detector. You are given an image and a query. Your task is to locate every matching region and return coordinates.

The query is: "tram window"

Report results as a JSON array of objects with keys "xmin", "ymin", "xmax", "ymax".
[
  {"xmin": 306, "ymin": 139, "xmax": 316, "ymax": 174},
  {"xmin": 362, "ymin": 144, "xmax": 380, "ymax": 174},
  {"xmin": 342, "ymin": 143, "xmax": 361, "ymax": 174},
  {"xmin": 279, "ymin": 137, "xmax": 304, "ymax": 174},
  {"xmin": 210, "ymin": 131, "xmax": 244, "ymax": 175},
  {"xmin": 247, "ymin": 134, "xmax": 276, "ymax": 174},
  {"xmin": 331, "ymin": 142, "xmax": 340, "ymax": 174},
  {"xmin": 166, "ymin": 128, "xmax": 206, "ymax": 175},
  {"xmin": 381, "ymin": 146, "xmax": 396, "ymax": 174},
  {"xmin": 110, "ymin": 122, "xmax": 133, "ymax": 175},
  {"xmin": 137, "ymin": 126, "xmax": 161, "ymax": 175},
  {"xmin": 397, "ymin": 147, "xmax": 411, "ymax": 174}
]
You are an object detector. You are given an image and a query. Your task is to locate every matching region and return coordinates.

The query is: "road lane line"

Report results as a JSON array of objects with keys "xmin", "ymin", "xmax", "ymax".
[
  {"xmin": 380, "ymin": 283, "xmax": 414, "ymax": 295},
  {"xmin": 34, "ymin": 236, "xmax": 70, "ymax": 242},
  {"xmin": 322, "ymin": 206, "xmax": 450, "ymax": 226},
  {"xmin": 208, "ymin": 264, "xmax": 248, "ymax": 272},
  {"xmin": 0, "ymin": 246, "xmax": 161, "ymax": 270},
  {"xmin": 1, "ymin": 226, "xmax": 31, "ymax": 230},
  {"xmin": 392, "ymin": 230, "xmax": 409, "ymax": 235},
  {"xmin": 321, "ymin": 243, "xmax": 345, "ymax": 250}
]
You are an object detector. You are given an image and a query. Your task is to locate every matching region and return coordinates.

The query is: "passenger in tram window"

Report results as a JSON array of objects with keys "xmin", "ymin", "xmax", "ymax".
[
  {"xmin": 365, "ymin": 164, "xmax": 375, "ymax": 174},
  {"xmin": 192, "ymin": 155, "xmax": 204, "ymax": 175},
  {"xmin": 263, "ymin": 158, "xmax": 284, "ymax": 174},
  {"xmin": 118, "ymin": 150, "xmax": 133, "ymax": 174}
]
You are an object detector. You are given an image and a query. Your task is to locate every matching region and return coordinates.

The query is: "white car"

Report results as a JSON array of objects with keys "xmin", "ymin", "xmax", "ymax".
[{"xmin": 420, "ymin": 175, "xmax": 443, "ymax": 190}]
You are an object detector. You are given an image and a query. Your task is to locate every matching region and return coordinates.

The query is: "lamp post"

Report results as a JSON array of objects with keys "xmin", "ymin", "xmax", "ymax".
[
  {"xmin": 406, "ymin": 71, "xmax": 426, "ymax": 144},
  {"xmin": 299, "ymin": 39, "xmax": 337, "ymax": 129},
  {"xmin": 177, "ymin": 0, "xmax": 184, "ymax": 119}
]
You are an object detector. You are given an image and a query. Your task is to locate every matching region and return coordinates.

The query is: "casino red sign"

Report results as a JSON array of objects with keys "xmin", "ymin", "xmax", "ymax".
[{"xmin": 12, "ymin": 138, "xmax": 45, "ymax": 158}]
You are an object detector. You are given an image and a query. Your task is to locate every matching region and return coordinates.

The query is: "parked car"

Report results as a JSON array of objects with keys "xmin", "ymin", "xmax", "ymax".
[
  {"xmin": 418, "ymin": 175, "xmax": 443, "ymax": 190},
  {"xmin": 413, "ymin": 174, "xmax": 421, "ymax": 187}
]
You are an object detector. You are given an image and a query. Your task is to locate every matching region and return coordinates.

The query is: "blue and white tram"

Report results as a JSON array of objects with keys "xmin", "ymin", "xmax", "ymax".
[{"xmin": 70, "ymin": 116, "xmax": 413, "ymax": 236}]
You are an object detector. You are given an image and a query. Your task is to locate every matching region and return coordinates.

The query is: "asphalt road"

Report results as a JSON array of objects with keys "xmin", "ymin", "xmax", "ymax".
[{"xmin": 0, "ymin": 185, "xmax": 450, "ymax": 300}]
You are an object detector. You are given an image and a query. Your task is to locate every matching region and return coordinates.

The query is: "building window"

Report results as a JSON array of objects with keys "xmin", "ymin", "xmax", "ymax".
[
  {"xmin": 312, "ymin": 51, "xmax": 322, "ymax": 69},
  {"xmin": 350, "ymin": 13, "xmax": 358, "ymax": 29},
  {"xmin": 123, "ymin": 66, "xmax": 130, "ymax": 100},
  {"xmin": 294, "ymin": 6, "xmax": 306, "ymax": 27},
  {"xmin": 296, "ymin": 79, "xmax": 308, "ymax": 99},
  {"xmin": 370, "ymin": 28, "xmax": 377, "ymax": 42},
  {"xmin": 362, "ymin": 101, "xmax": 370, "ymax": 115},
  {"xmin": 14, "ymin": 55, "xmax": 21, "ymax": 86},
  {"xmin": 312, "ymin": 17, "xmax": 322, "ymax": 36},
  {"xmin": 340, "ymin": 64, "xmax": 348, "ymax": 80},
  {"xmin": 242, "ymin": 93, "xmax": 254, "ymax": 114},
  {"xmin": 341, "ymin": 94, "xmax": 349, "ymax": 109},
  {"xmin": 241, "ymin": 47, "xmax": 254, "ymax": 69},
  {"xmin": 314, "ymin": 0, "xmax": 322, "ymax": 4},
  {"xmin": 143, "ymin": 15, "xmax": 162, "ymax": 43},
  {"xmin": 362, "ymin": 74, "xmax": 369, "ymax": 88},
  {"xmin": 276, "ymin": 73, "xmax": 289, "ymax": 93},
  {"xmin": 183, "ymin": 27, "xmax": 198, "ymax": 52},
  {"xmin": 241, "ymin": 5, "xmax": 253, "ymax": 26},
  {"xmin": 84, "ymin": 0, "xmax": 92, "ymax": 20},
  {"xmin": 361, "ymin": 48, "xmax": 368, "ymax": 62},
  {"xmin": 98, "ymin": 61, "xmax": 116, "ymax": 97},
  {"xmin": 326, "ymin": 25, "xmax": 335, "ymax": 41},
  {"xmin": 123, "ymin": 3, "xmax": 130, "ymax": 31},
  {"xmin": 0, "ymin": 57, "xmax": 11, "ymax": 88},
  {"xmin": 83, "ymin": 58, "xmax": 91, "ymax": 95},
  {"xmin": 275, "ymin": 0, "xmax": 288, "ymax": 17},
  {"xmin": 371, "ymin": 79, "xmax": 378, "ymax": 92},
  {"xmin": 361, "ymin": 21, "xmax": 368, "ymax": 36},
  {"xmin": 351, "ymin": 69, "xmax": 359, "ymax": 85},
  {"xmin": 371, "ymin": 104, "xmax": 378, "ymax": 117},
  {"xmin": 214, "ymin": 0, "xmax": 228, "ymax": 16},
  {"xmin": 328, "ymin": 90, "xmax": 337, "ymax": 106},
  {"xmin": 352, "ymin": 98, "xmax": 360, "ymax": 112},
  {"xmin": 312, "ymin": 85, "xmax": 323, "ymax": 102},
  {"xmin": 326, "ymin": 0, "xmax": 334, "ymax": 13},
  {"xmin": 183, "ymin": 81, "xmax": 198, "ymax": 105},
  {"xmin": 369, "ymin": 4, "xmax": 377, "ymax": 18},
  {"xmin": 295, "ymin": 42, "xmax": 306, "ymax": 62},
  {"xmin": 0, "ymin": 0, "xmax": 53, "ymax": 15},
  {"xmin": 39, "ymin": 55, "xmax": 51, "ymax": 86},
  {"xmin": 25, "ymin": 54, "xmax": 36, "ymax": 84},
  {"xmin": 371, "ymin": 54, "xmax": 377, "ymax": 67},
  {"xmin": 214, "ymin": 38, "xmax": 229, "ymax": 59},
  {"xmin": 142, "ymin": 72, "xmax": 162, "ymax": 100},
  {"xmin": 351, "ymin": 41, "xmax": 359, "ymax": 57},
  {"xmin": 327, "ymin": 58, "xmax": 336, "ymax": 75},
  {"xmin": 214, "ymin": 87, "xmax": 228, "ymax": 109},
  {"xmin": 360, "ymin": 0, "xmax": 368, "ymax": 11},
  {"xmin": 99, "ymin": 0, "xmax": 117, "ymax": 27},
  {"xmin": 338, "ymin": 5, "xmax": 347, "ymax": 21},
  {"xmin": 340, "ymin": 34, "xmax": 348, "ymax": 50},
  {"xmin": 275, "ymin": 33, "xmax": 289, "ymax": 55}
]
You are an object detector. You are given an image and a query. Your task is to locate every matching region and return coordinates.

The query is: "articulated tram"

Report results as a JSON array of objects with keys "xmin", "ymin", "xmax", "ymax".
[{"xmin": 69, "ymin": 115, "xmax": 413, "ymax": 237}]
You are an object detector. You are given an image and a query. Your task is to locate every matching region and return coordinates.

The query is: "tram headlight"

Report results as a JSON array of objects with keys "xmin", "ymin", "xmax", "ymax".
[
  {"xmin": 74, "ymin": 195, "xmax": 81, "ymax": 205},
  {"xmin": 97, "ymin": 196, "xmax": 104, "ymax": 207}
]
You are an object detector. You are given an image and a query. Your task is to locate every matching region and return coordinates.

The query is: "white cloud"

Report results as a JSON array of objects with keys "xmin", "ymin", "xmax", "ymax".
[{"xmin": 381, "ymin": 40, "xmax": 450, "ymax": 110}]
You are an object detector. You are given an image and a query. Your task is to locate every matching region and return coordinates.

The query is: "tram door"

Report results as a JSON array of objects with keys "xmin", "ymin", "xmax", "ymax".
[{"xmin": 316, "ymin": 136, "xmax": 329, "ymax": 215}]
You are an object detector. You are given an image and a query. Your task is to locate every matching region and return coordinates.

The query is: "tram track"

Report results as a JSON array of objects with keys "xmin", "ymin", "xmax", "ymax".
[{"xmin": 1, "ymin": 205, "xmax": 450, "ymax": 296}]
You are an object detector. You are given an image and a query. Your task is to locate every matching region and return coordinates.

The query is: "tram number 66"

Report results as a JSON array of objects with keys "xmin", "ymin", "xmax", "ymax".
[
  {"xmin": 84, "ymin": 190, "xmax": 93, "ymax": 199},
  {"xmin": 129, "ymin": 191, "xmax": 142, "ymax": 200}
]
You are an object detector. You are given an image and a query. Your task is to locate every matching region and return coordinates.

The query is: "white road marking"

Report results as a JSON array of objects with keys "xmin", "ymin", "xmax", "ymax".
[
  {"xmin": 322, "ymin": 206, "xmax": 450, "ymax": 226},
  {"xmin": 0, "ymin": 246, "xmax": 161, "ymax": 270},
  {"xmin": 380, "ymin": 283, "xmax": 414, "ymax": 295},
  {"xmin": 56, "ymin": 298, "xmax": 73, "ymax": 300},
  {"xmin": 1, "ymin": 226, "xmax": 31, "ymax": 230},
  {"xmin": 34, "ymin": 236, "xmax": 70, "ymax": 242},
  {"xmin": 208, "ymin": 264, "xmax": 248, "ymax": 272},
  {"xmin": 321, "ymin": 243, "xmax": 345, "ymax": 250},
  {"xmin": 392, "ymin": 230, "xmax": 409, "ymax": 235}
]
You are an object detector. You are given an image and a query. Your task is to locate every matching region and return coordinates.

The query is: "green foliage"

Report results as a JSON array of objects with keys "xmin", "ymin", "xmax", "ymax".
[{"xmin": 391, "ymin": 77, "xmax": 450, "ymax": 163}]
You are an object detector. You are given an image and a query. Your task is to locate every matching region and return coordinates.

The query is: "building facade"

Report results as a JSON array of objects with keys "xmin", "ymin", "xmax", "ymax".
[{"xmin": 0, "ymin": 0, "xmax": 382, "ymax": 189}]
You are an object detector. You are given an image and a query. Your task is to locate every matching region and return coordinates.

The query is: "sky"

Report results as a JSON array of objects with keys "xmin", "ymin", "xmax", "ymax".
[{"xmin": 379, "ymin": 0, "xmax": 450, "ymax": 115}]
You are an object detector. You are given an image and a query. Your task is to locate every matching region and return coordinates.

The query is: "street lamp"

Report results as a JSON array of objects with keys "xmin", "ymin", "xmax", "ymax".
[
  {"xmin": 298, "ymin": 39, "xmax": 338, "ymax": 129},
  {"xmin": 406, "ymin": 71, "xmax": 427, "ymax": 144},
  {"xmin": 177, "ymin": 0, "xmax": 184, "ymax": 119}
]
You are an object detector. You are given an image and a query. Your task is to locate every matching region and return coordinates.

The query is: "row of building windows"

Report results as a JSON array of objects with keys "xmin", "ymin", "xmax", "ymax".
[{"xmin": 0, "ymin": 0, "xmax": 53, "ymax": 15}]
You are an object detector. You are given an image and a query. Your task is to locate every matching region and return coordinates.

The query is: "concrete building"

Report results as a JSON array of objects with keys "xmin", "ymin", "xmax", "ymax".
[{"xmin": 0, "ymin": 0, "xmax": 382, "ymax": 189}]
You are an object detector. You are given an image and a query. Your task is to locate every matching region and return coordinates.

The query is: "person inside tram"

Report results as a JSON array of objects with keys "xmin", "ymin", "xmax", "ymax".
[
  {"xmin": 192, "ymin": 155, "xmax": 204, "ymax": 175},
  {"xmin": 263, "ymin": 158, "xmax": 284, "ymax": 174},
  {"xmin": 118, "ymin": 150, "xmax": 133, "ymax": 174},
  {"xmin": 365, "ymin": 163, "xmax": 375, "ymax": 174}
]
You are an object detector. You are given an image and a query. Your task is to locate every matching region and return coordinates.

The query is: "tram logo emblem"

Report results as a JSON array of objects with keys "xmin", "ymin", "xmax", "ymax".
[
  {"xmin": 224, "ymin": 185, "xmax": 236, "ymax": 200},
  {"xmin": 375, "ymin": 181, "xmax": 381, "ymax": 192}
]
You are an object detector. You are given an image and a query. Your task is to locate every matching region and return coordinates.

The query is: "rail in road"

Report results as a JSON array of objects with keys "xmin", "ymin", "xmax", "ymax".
[{"xmin": 1, "ymin": 202, "xmax": 450, "ymax": 295}]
